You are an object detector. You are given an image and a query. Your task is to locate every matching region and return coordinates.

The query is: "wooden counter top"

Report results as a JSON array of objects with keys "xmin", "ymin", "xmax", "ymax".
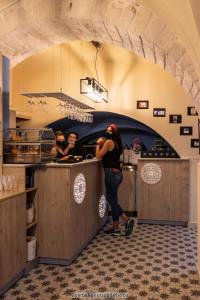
[
  {"xmin": 45, "ymin": 158, "xmax": 100, "ymax": 168},
  {"xmin": 3, "ymin": 164, "xmax": 36, "ymax": 167},
  {"xmin": 138, "ymin": 158, "xmax": 189, "ymax": 161}
]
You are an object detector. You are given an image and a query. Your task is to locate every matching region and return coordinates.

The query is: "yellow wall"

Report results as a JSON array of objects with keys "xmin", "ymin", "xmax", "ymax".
[
  {"xmin": 11, "ymin": 41, "xmax": 106, "ymax": 122},
  {"xmin": 11, "ymin": 41, "xmax": 199, "ymax": 158}
]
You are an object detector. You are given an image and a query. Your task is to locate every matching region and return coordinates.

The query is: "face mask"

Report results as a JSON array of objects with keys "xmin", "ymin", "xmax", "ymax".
[
  {"xmin": 106, "ymin": 131, "xmax": 114, "ymax": 139},
  {"xmin": 57, "ymin": 141, "xmax": 65, "ymax": 148}
]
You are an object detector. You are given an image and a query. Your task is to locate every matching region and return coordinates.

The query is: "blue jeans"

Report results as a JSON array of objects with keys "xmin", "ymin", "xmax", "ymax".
[{"xmin": 104, "ymin": 168, "xmax": 123, "ymax": 222}]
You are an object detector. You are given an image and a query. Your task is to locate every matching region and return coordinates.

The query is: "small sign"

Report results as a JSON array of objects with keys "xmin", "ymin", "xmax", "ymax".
[
  {"xmin": 153, "ymin": 108, "xmax": 166, "ymax": 117},
  {"xmin": 187, "ymin": 106, "xmax": 198, "ymax": 116},
  {"xmin": 191, "ymin": 139, "xmax": 199, "ymax": 148},
  {"xmin": 180, "ymin": 126, "xmax": 193, "ymax": 135},
  {"xmin": 169, "ymin": 114, "xmax": 182, "ymax": 124},
  {"xmin": 137, "ymin": 100, "xmax": 149, "ymax": 109}
]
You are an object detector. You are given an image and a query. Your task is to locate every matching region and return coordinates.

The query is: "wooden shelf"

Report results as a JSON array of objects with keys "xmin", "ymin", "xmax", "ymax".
[
  {"xmin": 26, "ymin": 221, "xmax": 37, "ymax": 229},
  {"xmin": 26, "ymin": 187, "xmax": 37, "ymax": 193},
  {"xmin": 16, "ymin": 111, "xmax": 31, "ymax": 122}
]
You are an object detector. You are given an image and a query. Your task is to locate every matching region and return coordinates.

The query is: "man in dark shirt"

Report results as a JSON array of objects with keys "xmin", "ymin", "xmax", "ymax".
[{"xmin": 63, "ymin": 132, "xmax": 82, "ymax": 157}]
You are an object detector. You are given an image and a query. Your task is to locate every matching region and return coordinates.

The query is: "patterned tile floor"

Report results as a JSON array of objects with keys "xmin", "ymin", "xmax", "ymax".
[{"xmin": 1, "ymin": 223, "xmax": 200, "ymax": 300}]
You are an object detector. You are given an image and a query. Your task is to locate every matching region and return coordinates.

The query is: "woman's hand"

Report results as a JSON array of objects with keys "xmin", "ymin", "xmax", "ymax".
[
  {"xmin": 96, "ymin": 137, "xmax": 105, "ymax": 146},
  {"xmin": 59, "ymin": 156, "xmax": 68, "ymax": 161},
  {"xmin": 68, "ymin": 142, "xmax": 75, "ymax": 149}
]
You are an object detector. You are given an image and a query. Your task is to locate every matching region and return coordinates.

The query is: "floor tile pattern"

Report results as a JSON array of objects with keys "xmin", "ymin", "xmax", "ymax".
[{"xmin": 1, "ymin": 224, "xmax": 200, "ymax": 300}]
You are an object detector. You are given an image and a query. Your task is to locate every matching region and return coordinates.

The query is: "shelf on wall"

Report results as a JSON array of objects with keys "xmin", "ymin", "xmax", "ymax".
[
  {"xmin": 26, "ymin": 221, "xmax": 37, "ymax": 230},
  {"xmin": 20, "ymin": 91, "xmax": 94, "ymax": 110},
  {"xmin": 26, "ymin": 187, "xmax": 37, "ymax": 193},
  {"xmin": 16, "ymin": 111, "xmax": 31, "ymax": 121}
]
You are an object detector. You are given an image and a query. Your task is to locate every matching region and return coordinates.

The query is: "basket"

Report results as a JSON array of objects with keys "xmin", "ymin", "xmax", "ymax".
[
  {"xmin": 27, "ymin": 236, "xmax": 37, "ymax": 261},
  {"xmin": 27, "ymin": 206, "xmax": 34, "ymax": 224}
]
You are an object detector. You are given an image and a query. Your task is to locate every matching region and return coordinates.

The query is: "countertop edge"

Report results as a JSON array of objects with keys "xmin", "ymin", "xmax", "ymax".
[
  {"xmin": 138, "ymin": 158, "xmax": 189, "ymax": 161},
  {"xmin": 44, "ymin": 158, "xmax": 101, "ymax": 168}
]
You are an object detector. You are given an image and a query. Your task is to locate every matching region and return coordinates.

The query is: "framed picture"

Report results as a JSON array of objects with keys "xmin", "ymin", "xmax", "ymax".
[
  {"xmin": 180, "ymin": 126, "xmax": 193, "ymax": 135},
  {"xmin": 153, "ymin": 108, "xmax": 166, "ymax": 117},
  {"xmin": 187, "ymin": 106, "xmax": 198, "ymax": 116},
  {"xmin": 137, "ymin": 100, "xmax": 149, "ymax": 109},
  {"xmin": 169, "ymin": 114, "xmax": 182, "ymax": 124},
  {"xmin": 191, "ymin": 139, "xmax": 199, "ymax": 148}
]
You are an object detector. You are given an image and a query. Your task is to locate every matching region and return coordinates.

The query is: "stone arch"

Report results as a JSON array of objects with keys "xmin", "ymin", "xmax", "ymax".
[{"xmin": 0, "ymin": 0, "xmax": 199, "ymax": 111}]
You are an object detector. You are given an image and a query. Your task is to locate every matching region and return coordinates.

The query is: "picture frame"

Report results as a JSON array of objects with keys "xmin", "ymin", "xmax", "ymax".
[
  {"xmin": 137, "ymin": 100, "xmax": 149, "ymax": 109},
  {"xmin": 187, "ymin": 106, "xmax": 198, "ymax": 116},
  {"xmin": 180, "ymin": 126, "xmax": 193, "ymax": 135},
  {"xmin": 169, "ymin": 114, "xmax": 182, "ymax": 124},
  {"xmin": 191, "ymin": 139, "xmax": 199, "ymax": 148},
  {"xmin": 153, "ymin": 108, "xmax": 166, "ymax": 117}
]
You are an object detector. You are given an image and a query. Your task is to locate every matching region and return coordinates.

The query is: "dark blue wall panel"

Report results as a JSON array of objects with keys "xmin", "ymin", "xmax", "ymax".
[{"xmin": 48, "ymin": 111, "xmax": 176, "ymax": 151}]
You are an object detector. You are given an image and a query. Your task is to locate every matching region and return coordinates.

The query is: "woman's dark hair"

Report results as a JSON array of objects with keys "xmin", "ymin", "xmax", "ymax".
[
  {"xmin": 67, "ymin": 131, "xmax": 79, "ymax": 140},
  {"xmin": 106, "ymin": 124, "xmax": 123, "ymax": 154}
]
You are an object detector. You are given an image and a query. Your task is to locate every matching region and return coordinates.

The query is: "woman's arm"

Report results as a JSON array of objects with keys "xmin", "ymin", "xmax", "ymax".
[
  {"xmin": 63, "ymin": 143, "xmax": 74, "ymax": 156},
  {"xmin": 51, "ymin": 146, "xmax": 57, "ymax": 155},
  {"xmin": 96, "ymin": 139, "xmax": 114, "ymax": 159}
]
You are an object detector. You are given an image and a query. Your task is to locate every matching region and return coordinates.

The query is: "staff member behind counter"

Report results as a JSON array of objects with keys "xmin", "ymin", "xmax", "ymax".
[{"xmin": 51, "ymin": 131, "xmax": 82, "ymax": 160}]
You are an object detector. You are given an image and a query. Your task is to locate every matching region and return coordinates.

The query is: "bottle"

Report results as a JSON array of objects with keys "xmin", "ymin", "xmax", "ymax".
[
  {"xmin": 123, "ymin": 144, "xmax": 129, "ymax": 164},
  {"xmin": 128, "ymin": 145, "xmax": 133, "ymax": 165}
]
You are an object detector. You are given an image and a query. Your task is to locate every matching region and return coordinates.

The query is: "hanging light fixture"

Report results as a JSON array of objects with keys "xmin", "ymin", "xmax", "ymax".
[
  {"xmin": 80, "ymin": 41, "xmax": 108, "ymax": 103},
  {"xmin": 80, "ymin": 77, "xmax": 108, "ymax": 103}
]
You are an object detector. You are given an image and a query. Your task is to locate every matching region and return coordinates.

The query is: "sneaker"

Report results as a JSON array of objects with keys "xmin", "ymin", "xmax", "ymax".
[
  {"xmin": 104, "ymin": 228, "xmax": 122, "ymax": 236},
  {"xmin": 125, "ymin": 217, "xmax": 134, "ymax": 236},
  {"xmin": 103, "ymin": 228, "xmax": 114, "ymax": 235},
  {"xmin": 111, "ymin": 230, "xmax": 123, "ymax": 237}
]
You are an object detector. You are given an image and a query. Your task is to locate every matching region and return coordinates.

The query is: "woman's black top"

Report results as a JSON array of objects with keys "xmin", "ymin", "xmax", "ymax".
[{"xmin": 102, "ymin": 144, "xmax": 122, "ymax": 170}]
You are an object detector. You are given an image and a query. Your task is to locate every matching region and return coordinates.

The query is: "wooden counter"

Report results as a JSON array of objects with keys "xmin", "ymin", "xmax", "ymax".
[
  {"xmin": 118, "ymin": 165, "xmax": 136, "ymax": 212},
  {"xmin": 0, "ymin": 158, "xmax": 190, "ymax": 296},
  {"xmin": 137, "ymin": 159, "xmax": 189, "ymax": 224},
  {"xmin": 35, "ymin": 159, "xmax": 107, "ymax": 265},
  {"xmin": 0, "ymin": 192, "xmax": 26, "ymax": 295}
]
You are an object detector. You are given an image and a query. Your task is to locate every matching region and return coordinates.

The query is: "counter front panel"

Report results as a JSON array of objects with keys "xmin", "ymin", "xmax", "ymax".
[
  {"xmin": 137, "ymin": 159, "xmax": 189, "ymax": 222},
  {"xmin": 35, "ymin": 160, "xmax": 106, "ymax": 263}
]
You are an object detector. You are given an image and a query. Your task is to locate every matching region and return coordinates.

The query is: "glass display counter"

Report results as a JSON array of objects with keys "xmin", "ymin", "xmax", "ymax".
[{"xmin": 3, "ymin": 128, "xmax": 56, "ymax": 164}]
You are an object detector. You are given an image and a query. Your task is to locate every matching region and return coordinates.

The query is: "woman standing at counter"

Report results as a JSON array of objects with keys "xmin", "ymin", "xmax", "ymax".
[{"xmin": 96, "ymin": 124, "xmax": 134, "ymax": 236}]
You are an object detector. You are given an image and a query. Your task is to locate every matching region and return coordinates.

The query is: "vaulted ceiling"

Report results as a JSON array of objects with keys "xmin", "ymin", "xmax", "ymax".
[{"xmin": 0, "ymin": 0, "xmax": 200, "ymax": 112}]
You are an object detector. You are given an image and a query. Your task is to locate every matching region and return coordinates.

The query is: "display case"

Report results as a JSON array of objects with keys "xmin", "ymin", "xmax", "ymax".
[{"xmin": 3, "ymin": 128, "xmax": 56, "ymax": 164}]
